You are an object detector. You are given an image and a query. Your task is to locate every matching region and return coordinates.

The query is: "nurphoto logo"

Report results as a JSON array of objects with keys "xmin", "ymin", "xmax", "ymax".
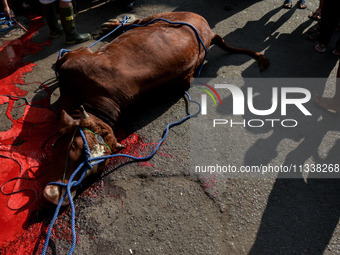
[
  {"xmin": 190, "ymin": 78, "xmax": 336, "ymax": 179},
  {"xmin": 199, "ymin": 83, "xmax": 312, "ymax": 128}
]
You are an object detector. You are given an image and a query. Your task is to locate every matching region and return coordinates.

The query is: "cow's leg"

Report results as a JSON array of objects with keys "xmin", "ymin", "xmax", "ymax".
[
  {"xmin": 101, "ymin": 17, "xmax": 142, "ymax": 32},
  {"xmin": 211, "ymin": 34, "xmax": 270, "ymax": 71}
]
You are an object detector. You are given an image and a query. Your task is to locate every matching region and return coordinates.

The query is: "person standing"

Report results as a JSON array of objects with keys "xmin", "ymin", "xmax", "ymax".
[
  {"xmin": 314, "ymin": 0, "xmax": 340, "ymax": 54},
  {"xmin": 40, "ymin": 0, "xmax": 90, "ymax": 44}
]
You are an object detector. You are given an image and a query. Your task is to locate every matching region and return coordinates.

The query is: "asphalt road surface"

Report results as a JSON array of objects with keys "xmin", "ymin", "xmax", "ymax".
[{"xmin": 1, "ymin": 0, "xmax": 340, "ymax": 254}]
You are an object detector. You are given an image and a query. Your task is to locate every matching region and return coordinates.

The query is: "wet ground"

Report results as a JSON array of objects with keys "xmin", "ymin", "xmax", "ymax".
[{"xmin": 1, "ymin": 0, "xmax": 340, "ymax": 254}]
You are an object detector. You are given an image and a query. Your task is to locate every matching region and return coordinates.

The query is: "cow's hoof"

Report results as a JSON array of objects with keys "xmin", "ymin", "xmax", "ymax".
[
  {"xmin": 108, "ymin": 18, "xmax": 119, "ymax": 23},
  {"xmin": 115, "ymin": 14, "xmax": 138, "ymax": 24},
  {"xmin": 43, "ymin": 185, "xmax": 64, "ymax": 206},
  {"xmin": 101, "ymin": 20, "xmax": 120, "ymax": 32},
  {"xmin": 101, "ymin": 15, "xmax": 138, "ymax": 33}
]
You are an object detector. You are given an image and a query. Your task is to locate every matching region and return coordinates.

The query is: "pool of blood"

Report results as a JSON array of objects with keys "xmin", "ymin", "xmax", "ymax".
[{"xmin": 0, "ymin": 15, "xmax": 55, "ymax": 254}]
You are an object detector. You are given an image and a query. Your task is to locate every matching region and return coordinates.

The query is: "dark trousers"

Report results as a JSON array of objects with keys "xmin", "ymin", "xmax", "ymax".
[{"xmin": 319, "ymin": 0, "xmax": 340, "ymax": 48}]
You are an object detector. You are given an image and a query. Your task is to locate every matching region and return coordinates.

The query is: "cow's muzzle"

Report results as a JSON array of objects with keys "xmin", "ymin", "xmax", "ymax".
[{"xmin": 43, "ymin": 182, "xmax": 77, "ymax": 206}]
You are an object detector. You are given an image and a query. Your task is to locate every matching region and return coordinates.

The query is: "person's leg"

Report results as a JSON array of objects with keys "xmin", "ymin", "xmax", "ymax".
[
  {"xmin": 308, "ymin": 0, "xmax": 323, "ymax": 20},
  {"xmin": 319, "ymin": 0, "xmax": 324, "ymax": 10},
  {"xmin": 40, "ymin": 0, "xmax": 63, "ymax": 38},
  {"xmin": 315, "ymin": 60, "xmax": 340, "ymax": 111},
  {"xmin": 298, "ymin": 0, "xmax": 306, "ymax": 9},
  {"xmin": 59, "ymin": 0, "xmax": 71, "ymax": 9},
  {"xmin": 316, "ymin": 0, "xmax": 340, "ymax": 52},
  {"xmin": 59, "ymin": 0, "xmax": 90, "ymax": 44},
  {"xmin": 283, "ymin": 0, "xmax": 292, "ymax": 9}
]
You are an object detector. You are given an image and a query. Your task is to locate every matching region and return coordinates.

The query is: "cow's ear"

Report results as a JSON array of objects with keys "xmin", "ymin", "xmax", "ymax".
[{"xmin": 60, "ymin": 110, "xmax": 76, "ymax": 126}]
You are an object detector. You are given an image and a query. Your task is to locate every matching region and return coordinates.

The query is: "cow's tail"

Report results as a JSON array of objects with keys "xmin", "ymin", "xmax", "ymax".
[{"xmin": 211, "ymin": 34, "xmax": 269, "ymax": 71}]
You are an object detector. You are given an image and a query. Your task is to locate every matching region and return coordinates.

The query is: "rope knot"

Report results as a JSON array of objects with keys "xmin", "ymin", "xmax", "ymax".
[
  {"xmin": 83, "ymin": 147, "xmax": 92, "ymax": 170},
  {"xmin": 84, "ymin": 148, "xmax": 91, "ymax": 161},
  {"xmin": 120, "ymin": 15, "xmax": 130, "ymax": 24},
  {"xmin": 85, "ymin": 160, "xmax": 92, "ymax": 170}
]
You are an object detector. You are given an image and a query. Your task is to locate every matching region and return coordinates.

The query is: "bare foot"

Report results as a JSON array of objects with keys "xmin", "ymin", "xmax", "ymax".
[{"xmin": 315, "ymin": 95, "xmax": 340, "ymax": 112}]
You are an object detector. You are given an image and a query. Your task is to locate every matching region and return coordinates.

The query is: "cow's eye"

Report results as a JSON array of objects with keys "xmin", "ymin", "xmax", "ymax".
[{"xmin": 52, "ymin": 135, "xmax": 67, "ymax": 149}]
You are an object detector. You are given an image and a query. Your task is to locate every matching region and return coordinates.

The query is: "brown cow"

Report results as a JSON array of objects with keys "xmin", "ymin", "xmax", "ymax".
[{"xmin": 44, "ymin": 12, "xmax": 269, "ymax": 205}]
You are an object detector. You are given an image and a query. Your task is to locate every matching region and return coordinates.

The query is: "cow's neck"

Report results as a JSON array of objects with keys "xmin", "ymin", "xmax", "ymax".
[
  {"xmin": 66, "ymin": 102, "xmax": 120, "ymax": 130},
  {"xmin": 80, "ymin": 105, "xmax": 119, "ymax": 129}
]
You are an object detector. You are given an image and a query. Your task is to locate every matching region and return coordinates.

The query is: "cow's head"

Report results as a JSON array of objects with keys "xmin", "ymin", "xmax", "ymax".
[{"xmin": 43, "ymin": 106, "xmax": 123, "ymax": 206}]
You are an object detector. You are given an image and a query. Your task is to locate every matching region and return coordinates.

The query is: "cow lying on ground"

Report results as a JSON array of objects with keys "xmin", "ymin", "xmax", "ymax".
[{"xmin": 44, "ymin": 12, "xmax": 269, "ymax": 205}]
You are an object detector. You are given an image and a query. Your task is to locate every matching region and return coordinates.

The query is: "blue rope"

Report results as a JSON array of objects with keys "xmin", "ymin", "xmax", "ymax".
[
  {"xmin": 0, "ymin": 12, "xmax": 13, "ymax": 32},
  {"xmin": 44, "ymin": 16, "xmax": 205, "ymax": 255},
  {"xmin": 55, "ymin": 49, "xmax": 71, "ymax": 78},
  {"xmin": 41, "ymin": 91, "xmax": 201, "ymax": 254}
]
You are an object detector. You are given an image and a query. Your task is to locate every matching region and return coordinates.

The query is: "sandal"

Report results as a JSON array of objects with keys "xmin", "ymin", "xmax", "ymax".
[
  {"xmin": 315, "ymin": 43, "xmax": 326, "ymax": 53},
  {"xmin": 308, "ymin": 11, "xmax": 321, "ymax": 21},
  {"xmin": 298, "ymin": 0, "xmax": 307, "ymax": 9},
  {"xmin": 283, "ymin": 0, "xmax": 292, "ymax": 9},
  {"xmin": 308, "ymin": 9, "xmax": 321, "ymax": 20},
  {"xmin": 332, "ymin": 48, "xmax": 340, "ymax": 56}
]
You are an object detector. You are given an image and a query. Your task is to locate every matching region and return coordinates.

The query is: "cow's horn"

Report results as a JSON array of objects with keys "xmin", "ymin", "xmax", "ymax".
[
  {"xmin": 80, "ymin": 105, "xmax": 89, "ymax": 119},
  {"xmin": 116, "ymin": 143, "xmax": 125, "ymax": 148}
]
